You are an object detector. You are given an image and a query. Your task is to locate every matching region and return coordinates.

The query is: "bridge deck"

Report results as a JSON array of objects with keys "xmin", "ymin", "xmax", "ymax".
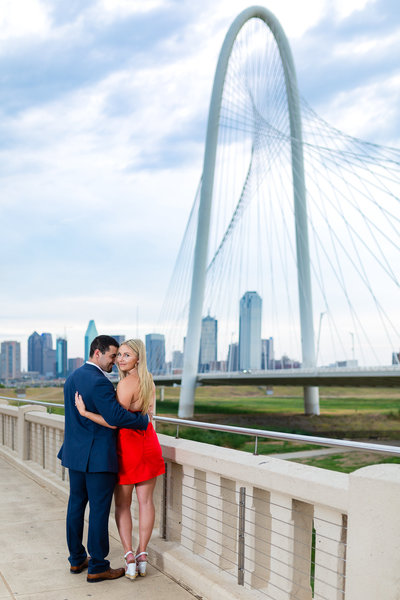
[
  {"xmin": 154, "ymin": 366, "xmax": 400, "ymax": 387},
  {"xmin": 0, "ymin": 456, "xmax": 196, "ymax": 600}
]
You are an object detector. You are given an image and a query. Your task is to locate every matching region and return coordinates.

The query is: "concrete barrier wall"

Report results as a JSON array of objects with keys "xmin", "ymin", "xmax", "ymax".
[{"xmin": 1, "ymin": 403, "xmax": 400, "ymax": 600}]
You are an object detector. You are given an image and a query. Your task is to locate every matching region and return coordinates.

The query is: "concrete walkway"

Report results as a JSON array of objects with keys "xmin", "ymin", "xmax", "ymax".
[
  {"xmin": 0, "ymin": 456, "xmax": 196, "ymax": 600},
  {"xmin": 271, "ymin": 446, "xmax": 353, "ymax": 460}
]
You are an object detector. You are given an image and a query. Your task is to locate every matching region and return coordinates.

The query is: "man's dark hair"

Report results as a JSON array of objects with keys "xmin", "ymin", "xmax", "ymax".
[{"xmin": 89, "ymin": 335, "xmax": 119, "ymax": 357}]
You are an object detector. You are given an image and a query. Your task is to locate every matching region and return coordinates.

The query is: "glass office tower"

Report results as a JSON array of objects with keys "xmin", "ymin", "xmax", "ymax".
[
  {"xmin": 84, "ymin": 320, "xmax": 98, "ymax": 361},
  {"xmin": 239, "ymin": 291, "xmax": 262, "ymax": 370}
]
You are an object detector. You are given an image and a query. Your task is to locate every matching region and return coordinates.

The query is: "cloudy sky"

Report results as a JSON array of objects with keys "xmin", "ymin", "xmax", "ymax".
[{"xmin": 0, "ymin": 0, "xmax": 399, "ymax": 368}]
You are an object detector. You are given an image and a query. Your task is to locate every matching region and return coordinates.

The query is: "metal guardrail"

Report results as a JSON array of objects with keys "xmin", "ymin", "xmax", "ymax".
[
  {"xmin": 0, "ymin": 396, "xmax": 64, "ymax": 409},
  {"xmin": 153, "ymin": 415, "xmax": 400, "ymax": 456},
  {"xmin": 3, "ymin": 395, "xmax": 399, "ymax": 457}
]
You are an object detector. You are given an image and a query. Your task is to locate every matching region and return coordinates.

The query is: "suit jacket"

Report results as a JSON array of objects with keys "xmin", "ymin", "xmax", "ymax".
[{"xmin": 57, "ymin": 362, "xmax": 149, "ymax": 473}]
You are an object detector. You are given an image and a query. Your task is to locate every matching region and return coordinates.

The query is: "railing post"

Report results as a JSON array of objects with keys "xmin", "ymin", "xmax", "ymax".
[
  {"xmin": 42, "ymin": 425, "xmax": 46, "ymax": 469},
  {"xmin": 17, "ymin": 405, "xmax": 46, "ymax": 460},
  {"xmin": 254, "ymin": 435, "xmax": 259, "ymax": 455},
  {"xmin": 346, "ymin": 464, "xmax": 400, "ymax": 600},
  {"xmin": 161, "ymin": 462, "xmax": 168, "ymax": 539},
  {"xmin": 290, "ymin": 499, "xmax": 313, "ymax": 599},
  {"xmin": 238, "ymin": 486, "xmax": 246, "ymax": 585}
]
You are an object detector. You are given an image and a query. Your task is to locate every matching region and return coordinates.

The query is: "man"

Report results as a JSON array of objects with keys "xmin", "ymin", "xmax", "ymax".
[{"xmin": 58, "ymin": 335, "xmax": 149, "ymax": 583}]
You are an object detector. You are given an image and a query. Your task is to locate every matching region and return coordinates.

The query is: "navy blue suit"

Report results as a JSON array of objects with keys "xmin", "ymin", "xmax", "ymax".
[{"xmin": 58, "ymin": 362, "xmax": 148, "ymax": 573}]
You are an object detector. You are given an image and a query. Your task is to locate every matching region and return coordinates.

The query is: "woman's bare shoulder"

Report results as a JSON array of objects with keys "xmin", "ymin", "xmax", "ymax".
[{"xmin": 117, "ymin": 374, "xmax": 139, "ymax": 392}]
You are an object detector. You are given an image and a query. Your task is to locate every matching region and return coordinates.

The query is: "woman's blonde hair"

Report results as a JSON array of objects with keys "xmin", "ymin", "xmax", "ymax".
[{"xmin": 117, "ymin": 338, "xmax": 154, "ymax": 415}]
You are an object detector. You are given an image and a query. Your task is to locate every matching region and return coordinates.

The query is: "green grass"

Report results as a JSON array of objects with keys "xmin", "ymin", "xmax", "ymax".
[
  {"xmin": 293, "ymin": 453, "xmax": 400, "ymax": 473},
  {"xmin": 155, "ymin": 385, "xmax": 400, "ymax": 415}
]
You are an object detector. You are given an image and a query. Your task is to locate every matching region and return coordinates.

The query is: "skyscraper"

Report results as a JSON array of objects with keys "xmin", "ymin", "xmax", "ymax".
[
  {"xmin": 56, "ymin": 337, "xmax": 68, "ymax": 378},
  {"xmin": 199, "ymin": 315, "xmax": 218, "ymax": 372},
  {"xmin": 84, "ymin": 320, "xmax": 98, "ymax": 361},
  {"xmin": 41, "ymin": 333, "xmax": 53, "ymax": 349},
  {"xmin": 172, "ymin": 350, "xmax": 184, "ymax": 370},
  {"xmin": 261, "ymin": 337, "xmax": 274, "ymax": 370},
  {"xmin": 239, "ymin": 291, "xmax": 262, "ymax": 370},
  {"xmin": 0, "ymin": 341, "xmax": 21, "ymax": 380},
  {"xmin": 27, "ymin": 331, "xmax": 56, "ymax": 377},
  {"xmin": 28, "ymin": 331, "xmax": 42, "ymax": 373},
  {"xmin": 145, "ymin": 333, "xmax": 166, "ymax": 375},
  {"xmin": 40, "ymin": 333, "xmax": 55, "ymax": 377},
  {"xmin": 227, "ymin": 342, "xmax": 239, "ymax": 372}
]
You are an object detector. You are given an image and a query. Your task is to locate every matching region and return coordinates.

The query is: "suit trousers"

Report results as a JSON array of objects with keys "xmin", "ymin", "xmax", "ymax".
[{"xmin": 67, "ymin": 469, "xmax": 117, "ymax": 573}]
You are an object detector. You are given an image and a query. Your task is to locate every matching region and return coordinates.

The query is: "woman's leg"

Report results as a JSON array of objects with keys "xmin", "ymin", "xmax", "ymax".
[
  {"xmin": 114, "ymin": 483, "xmax": 135, "ymax": 559},
  {"xmin": 135, "ymin": 477, "xmax": 157, "ymax": 556}
]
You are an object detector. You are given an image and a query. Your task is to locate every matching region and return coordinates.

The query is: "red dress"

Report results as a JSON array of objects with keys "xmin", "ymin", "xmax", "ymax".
[{"xmin": 117, "ymin": 414, "xmax": 165, "ymax": 485}]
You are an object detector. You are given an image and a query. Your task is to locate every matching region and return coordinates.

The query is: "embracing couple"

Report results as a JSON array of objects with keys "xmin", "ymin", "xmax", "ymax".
[{"xmin": 57, "ymin": 334, "xmax": 165, "ymax": 583}]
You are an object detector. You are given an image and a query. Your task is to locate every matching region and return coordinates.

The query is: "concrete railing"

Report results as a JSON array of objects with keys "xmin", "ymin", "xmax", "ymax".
[{"xmin": 1, "ymin": 402, "xmax": 400, "ymax": 600}]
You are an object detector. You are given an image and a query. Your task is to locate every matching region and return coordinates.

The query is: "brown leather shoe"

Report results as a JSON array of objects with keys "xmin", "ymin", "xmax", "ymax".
[
  {"xmin": 87, "ymin": 567, "xmax": 125, "ymax": 583},
  {"xmin": 70, "ymin": 557, "xmax": 89, "ymax": 574}
]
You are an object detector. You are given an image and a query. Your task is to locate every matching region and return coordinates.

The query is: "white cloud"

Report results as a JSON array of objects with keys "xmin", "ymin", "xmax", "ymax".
[
  {"xmin": 333, "ymin": 26, "xmax": 400, "ymax": 57},
  {"xmin": 332, "ymin": 0, "xmax": 374, "ymax": 19},
  {"xmin": 99, "ymin": 0, "xmax": 169, "ymax": 17},
  {"xmin": 322, "ymin": 73, "xmax": 400, "ymax": 144},
  {"xmin": 0, "ymin": 0, "xmax": 50, "ymax": 40}
]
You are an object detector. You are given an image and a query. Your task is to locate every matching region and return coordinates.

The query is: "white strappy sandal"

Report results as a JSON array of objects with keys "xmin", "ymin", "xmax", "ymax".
[
  {"xmin": 136, "ymin": 551, "xmax": 148, "ymax": 577},
  {"xmin": 124, "ymin": 550, "xmax": 137, "ymax": 580}
]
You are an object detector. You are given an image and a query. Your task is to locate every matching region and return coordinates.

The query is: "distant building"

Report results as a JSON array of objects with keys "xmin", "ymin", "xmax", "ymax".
[
  {"xmin": 0, "ymin": 341, "xmax": 21, "ymax": 380},
  {"xmin": 172, "ymin": 350, "xmax": 184, "ymax": 371},
  {"xmin": 261, "ymin": 337, "xmax": 274, "ymax": 370},
  {"xmin": 41, "ymin": 333, "xmax": 55, "ymax": 377},
  {"xmin": 199, "ymin": 315, "xmax": 218, "ymax": 372},
  {"xmin": 43, "ymin": 349, "xmax": 56, "ymax": 377},
  {"xmin": 41, "ymin": 333, "xmax": 53, "ymax": 350},
  {"xmin": 209, "ymin": 360, "xmax": 227, "ymax": 372},
  {"xmin": 68, "ymin": 357, "xmax": 84, "ymax": 374},
  {"xmin": 239, "ymin": 291, "xmax": 262, "ymax": 370},
  {"xmin": 274, "ymin": 355, "xmax": 301, "ymax": 369},
  {"xmin": 336, "ymin": 360, "xmax": 358, "ymax": 368},
  {"xmin": 28, "ymin": 331, "xmax": 42, "ymax": 373},
  {"xmin": 145, "ymin": 333, "xmax": 166, "ymax": 375},
  {"xmin": 56, "ymin": 338, "xmax": 68, "ymax": 378},
  {"xmin": 84, "ymin": 320, "xmax": 98, "ymax": 361},
  {"xmin": 27, "ymin": 331, "xmax": 56, "ymax": 377},
  {"xmin": 227, "ymin": 342, "xmax": 239, "ymax": 372}
]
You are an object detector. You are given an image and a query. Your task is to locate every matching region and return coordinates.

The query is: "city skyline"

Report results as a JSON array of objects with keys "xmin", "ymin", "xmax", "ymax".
[
  {"xmin": 0, "ymin": 1, "xmax": 399, "ymax": 366},
  {"xmin": 5, "ymin": 303, "xmax": 390, "ymax": 380},
  {"xmin": 0, "ymin": 300, "xmax": 312, "ymax": 379}
]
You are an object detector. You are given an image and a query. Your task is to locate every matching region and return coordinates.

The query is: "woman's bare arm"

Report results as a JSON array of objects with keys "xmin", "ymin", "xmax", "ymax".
[{"xmin": 75, "ymin": 392, "xmax": 117, "ymax": 429}]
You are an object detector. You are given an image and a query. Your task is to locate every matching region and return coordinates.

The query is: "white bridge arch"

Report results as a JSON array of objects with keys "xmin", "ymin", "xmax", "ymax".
[{"xmin": 179, "ymin": 6, "xmax": 320, "ymax": 418}]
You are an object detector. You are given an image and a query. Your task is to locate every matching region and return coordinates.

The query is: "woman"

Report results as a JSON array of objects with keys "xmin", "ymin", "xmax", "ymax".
[{"xmin": 75, "ymin": 338, "xmax": 165, "ymax": 580}]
